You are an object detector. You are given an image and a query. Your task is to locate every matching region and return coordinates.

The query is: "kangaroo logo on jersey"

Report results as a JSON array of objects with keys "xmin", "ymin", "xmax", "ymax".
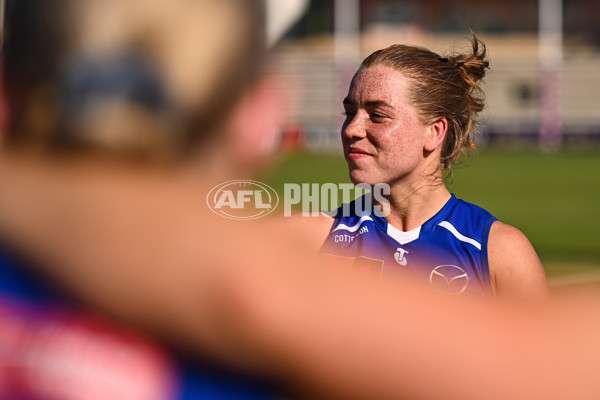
[
  {"xmin": 429, "ymin": 265, "xmax": 469, "ymax": 295},
  {"xmin": 394, "ymin": 248, "xmax": 409, "ymax": 266}
]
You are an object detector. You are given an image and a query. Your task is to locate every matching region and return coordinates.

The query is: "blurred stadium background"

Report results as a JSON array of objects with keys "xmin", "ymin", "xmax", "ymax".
[{"xmin": 260, "ymin": 0, "xmax": 600, "ymax": 286}]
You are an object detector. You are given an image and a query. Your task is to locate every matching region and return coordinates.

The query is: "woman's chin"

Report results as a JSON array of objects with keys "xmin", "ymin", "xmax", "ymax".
[{"xmin": 348, "ymin": 170, "xmax": 378, "ymax": 187}]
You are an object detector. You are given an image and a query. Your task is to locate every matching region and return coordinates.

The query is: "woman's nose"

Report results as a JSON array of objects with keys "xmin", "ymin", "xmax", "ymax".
[{"xmin": 342, "ymin": 113, "xmax": 366, "ymax": 140}]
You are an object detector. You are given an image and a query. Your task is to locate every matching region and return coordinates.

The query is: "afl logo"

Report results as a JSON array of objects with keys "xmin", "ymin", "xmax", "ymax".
[
  {"xmin": 429, "ymin": 265, "xmax": 469, "ymax": 295},
  {"xmin": 207, "ymin": 180, "xmax": 279, "ymax": 220}
]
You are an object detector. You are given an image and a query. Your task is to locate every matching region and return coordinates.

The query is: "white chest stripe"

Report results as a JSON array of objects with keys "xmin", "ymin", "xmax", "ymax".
[
  {"xmin": 332, "ymin": 215, "xmax": 374, "ymax": 233},
  {"xmin": 438, "ymin": 221, "xmax": 481, "ymax": 250},
  {"xmin": 386, "ymin": 223, "xmax": 421, "ymax": 245}
]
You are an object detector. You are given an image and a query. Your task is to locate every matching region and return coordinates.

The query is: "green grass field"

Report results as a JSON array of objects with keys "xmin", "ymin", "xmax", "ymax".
[{"xmin": 260, "ymin": 148, "xmax": 600, "ymax": 277}]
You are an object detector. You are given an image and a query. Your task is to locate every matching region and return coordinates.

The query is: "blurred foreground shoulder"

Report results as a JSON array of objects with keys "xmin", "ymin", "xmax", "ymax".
[
  {"xmin": 265, "ymin": 211, "xmax": 334, "ymax": 253},
  {"xmin": 488, "ymin": 221, "xmax": 549, "ymax": 300}
]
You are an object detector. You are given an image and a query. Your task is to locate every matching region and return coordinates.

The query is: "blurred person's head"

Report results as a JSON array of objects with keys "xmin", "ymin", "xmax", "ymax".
[
  {"xmin": 1, "ymin": 0, "xmax": 286, "ymax": 173},
  {"xmin": 342, "ymin": 34, "xmax": 489, "ymax": 186}
]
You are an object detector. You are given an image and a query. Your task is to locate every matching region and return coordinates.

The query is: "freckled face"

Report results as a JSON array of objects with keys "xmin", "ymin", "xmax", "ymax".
[{"xmin": 342, "ymin": 64, "xmax": 429, "ymax": 186}]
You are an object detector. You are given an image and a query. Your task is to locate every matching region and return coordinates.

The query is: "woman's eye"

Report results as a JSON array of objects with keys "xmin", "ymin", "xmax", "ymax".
[{"xmin": 370, "ymin": 113, "xmax": 387, "ymax": 121}]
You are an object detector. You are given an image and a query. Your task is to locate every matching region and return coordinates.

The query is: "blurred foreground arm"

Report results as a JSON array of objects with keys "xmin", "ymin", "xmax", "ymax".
[
  {"xmin": 0, "ymin": 155, "xmax": 599, "ymax": 400},
  {"xmin": 228, "ymin": 256, "xmax": 599, "ymax": 400}
]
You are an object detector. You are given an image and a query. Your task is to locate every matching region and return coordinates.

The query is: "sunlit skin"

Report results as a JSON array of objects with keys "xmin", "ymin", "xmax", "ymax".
[
  {"xmin": 343, "ymin": 65, "xmax": 430, "ymax": 186},
  {"xmin": 341, "ymin": 64, "xmax": 451, "ymax": 231}
]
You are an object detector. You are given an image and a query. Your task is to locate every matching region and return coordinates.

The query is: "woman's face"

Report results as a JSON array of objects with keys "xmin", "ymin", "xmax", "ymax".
[{"xmin": 342, "ymin": 64, "xmax": 430, "ymax": 187}]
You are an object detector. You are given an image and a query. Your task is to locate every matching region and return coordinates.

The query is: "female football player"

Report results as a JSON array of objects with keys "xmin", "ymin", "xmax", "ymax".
[{"xmin": 303, "ymin": 36, "xmax": 548, "ymax": 299}]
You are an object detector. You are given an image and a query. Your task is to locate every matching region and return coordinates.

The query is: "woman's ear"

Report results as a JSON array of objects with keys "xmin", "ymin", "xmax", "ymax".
[
  {"xmin": 423, "ymin": 117, "xmax": 447, "ymax": 152},
  {"xmin": 228, "ymin": 75, "xmax": 287, "ymax": 163}
]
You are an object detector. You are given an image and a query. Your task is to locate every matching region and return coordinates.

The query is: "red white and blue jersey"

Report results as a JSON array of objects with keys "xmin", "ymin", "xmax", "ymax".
[
  {"xmin": 0, "ymin": 245, "xmax": 274, "ymax": 400},
  {"xmin": 321, "ymin": 194, "xmax": 496, "ymax": 296}
]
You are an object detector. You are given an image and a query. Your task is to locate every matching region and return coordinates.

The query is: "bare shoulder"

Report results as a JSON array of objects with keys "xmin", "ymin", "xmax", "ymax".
[
  {"xmin": 488, "ymin": 221, "xmax": 549, "ymax": 300},
  {"xmin": 263, "ymin": 211, "xmax": 334, "ymax": 253}
]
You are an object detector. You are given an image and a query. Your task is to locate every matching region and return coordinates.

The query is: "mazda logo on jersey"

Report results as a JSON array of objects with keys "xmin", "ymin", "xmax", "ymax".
[{"xmin": 429, "ymin": 265, "xmax": 469, "ymax": 295}]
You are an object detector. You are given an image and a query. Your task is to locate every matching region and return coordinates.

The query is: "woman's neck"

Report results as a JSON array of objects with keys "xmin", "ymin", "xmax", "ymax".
[{"xmin": 380, "ymin": 173, "xmax": 451, "ymax": 232}]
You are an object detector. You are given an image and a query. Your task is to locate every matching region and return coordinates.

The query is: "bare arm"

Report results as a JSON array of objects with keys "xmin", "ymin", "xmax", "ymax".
[
  {"xmin": 488, "ymin": 221, "xmax": 549, "ymax": 300},
  {"xmin": 0, "ymin": 154, "xmax": 332, "ymax": 374},
  {"xmin": 266, "ymin": 211, "xmax": 334, "ymax": 253},
  {"xmin": 2, "ymin": 155, "xmax": 600, "ymax": 400},
  {"xmin": 225, "ymin": 256, "xmax": 600, "ymax": 400}
]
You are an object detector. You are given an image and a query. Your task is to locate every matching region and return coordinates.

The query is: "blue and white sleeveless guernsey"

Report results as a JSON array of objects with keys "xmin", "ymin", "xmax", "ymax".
[{"xmin": 321, "ymin": 194, "xmax": 497, "ymax": 296}]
